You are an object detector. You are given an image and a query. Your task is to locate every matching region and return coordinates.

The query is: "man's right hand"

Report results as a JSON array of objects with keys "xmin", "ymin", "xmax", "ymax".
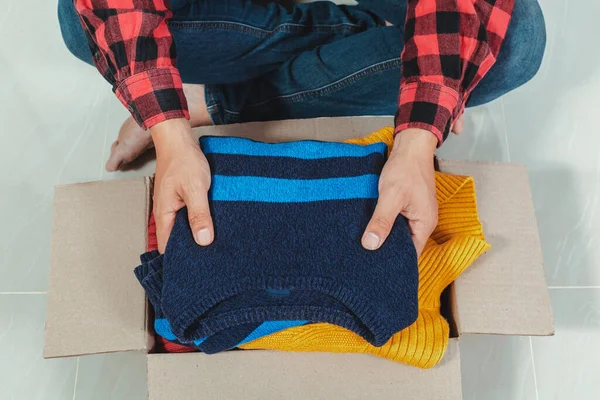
[{"xmin": 151, "ymin": 118, "xmax": 214, "ymax": 253}]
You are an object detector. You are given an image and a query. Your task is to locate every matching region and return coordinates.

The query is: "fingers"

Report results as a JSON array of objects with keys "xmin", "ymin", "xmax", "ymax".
[
  {"xmin": 106, "ymin": 141, "xmax": 125, "ymax": 172},
  {"xmin": 155, "ymin": 205, "xmax": 176, "ymax": 254},
  {"xmin": 106, "ymin": 137, "xmax": 154, "ymax": 172},
  {"xmin": 362, "ymin": 193, "xmax": 436, "ymax": 255},
  {"xmin": 107, "ymin": 117, "xmax": 154, "ymax": 172},
  {"xmin": 183, "ymin": 188, "xmax": 214, "ymax": 247},
  {"xmin": 408, "ymin": 217, "xmax": 436, "ymax": 257},
  {"xmin": 154, "ymin": 186, "xmax": 213, "ymax": 253},
  {"xmin": 451, "ymin": 115, "xmax": 464, "ymax": 135},
  {"xmin": 362, "ymin": 190, "xmax": 404, "ymax": 251},
  {"xmin": 150, "ymin": 119, "xmax": 214, "ymax": 252},
  {"xmin": 363, "ymin": 128, "xmax": 438, "ymax": 255}
]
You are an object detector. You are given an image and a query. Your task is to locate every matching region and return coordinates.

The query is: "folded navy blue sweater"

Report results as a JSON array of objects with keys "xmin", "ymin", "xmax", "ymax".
[
  {"xmin": 136, "ymin": 250, "xmax": 307, "ymax": 353},
  {"xmin": 135, "ymin": 137, "xmax": 418, "ymax": 352}
]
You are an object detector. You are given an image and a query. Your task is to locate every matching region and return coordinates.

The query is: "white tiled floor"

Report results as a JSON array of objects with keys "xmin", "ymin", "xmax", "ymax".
[{"xmin": 1, "ymin": 0, "xmax": 598, "ymax": 399}]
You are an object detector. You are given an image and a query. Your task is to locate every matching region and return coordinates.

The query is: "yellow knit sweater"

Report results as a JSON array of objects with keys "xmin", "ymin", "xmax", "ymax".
[{"xmin": 238, "ymin": 127, "xmax": 491, "ymax": 369}]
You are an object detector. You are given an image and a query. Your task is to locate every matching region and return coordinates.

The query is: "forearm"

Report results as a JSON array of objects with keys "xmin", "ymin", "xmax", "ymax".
[
  {"xmin": 151, "ymin": 119, "xmax": 194, "ymax": 155},
  {"xmin": 73, "ymin": 0, "xmax": 189, "ymax": 130},
  {"xmin": 393, "ymin": 128, "xmax": 437, "ymax": 157}
]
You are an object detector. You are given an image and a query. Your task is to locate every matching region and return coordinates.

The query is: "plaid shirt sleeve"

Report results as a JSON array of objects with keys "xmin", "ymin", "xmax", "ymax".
[
  {"xmin": 74, "ymin": 1, "xmax": 189, "ymax": 130},
  {"xmin": 395, "ymin": 0, "xmax": 515, "ymax": 144}
]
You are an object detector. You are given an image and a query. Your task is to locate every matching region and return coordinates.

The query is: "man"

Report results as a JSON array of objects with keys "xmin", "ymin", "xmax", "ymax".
[{"xmin": 58, "ymin": 0, "xmax": 545, "ymax": 255}]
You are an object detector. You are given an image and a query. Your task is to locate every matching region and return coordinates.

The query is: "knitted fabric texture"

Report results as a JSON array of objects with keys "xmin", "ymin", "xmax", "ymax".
[
  {"xmin": 150, "ymin": 160, "xmax": 489, "ymax": 362},
  {"xmin": 147, "ymin": 216, "xmax": 308, "ymax": 352},
  {"xmin": 145, "ymin": 215, "xmax": 303, "ymax": 353},
  {"xmin": 135, "ymin": 135, "xmax": 419, "ymax": 351},
  {"xmin": 237, "ymin": 127, "xmax": 491, "ymax": 368}
]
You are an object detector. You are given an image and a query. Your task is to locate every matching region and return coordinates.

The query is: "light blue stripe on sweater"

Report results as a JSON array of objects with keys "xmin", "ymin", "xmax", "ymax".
[
  {"xmin": 155, "ymin": 318, "xmax": 307, "ymax": 348},
  {"xmin": 209, "ymin": 174, "xmax": 379, "ymax": 202},
  {"xmin": 193, "ymin": 337, "xmax": 207, "ymax": 346},
  {"xmin": 154, "ymin": 319, "xmax": 177, "ymax": 341},
  {"xmin": 237, "ymin": 320, "xmax": 308, "ymax": 346},
  {"xmin": 156, "ymin": 318, "xmax": 208, "ymax": 345},
  {"xmin": 200, "ymin": 136, "xmax": 387, "ymax": 159}
]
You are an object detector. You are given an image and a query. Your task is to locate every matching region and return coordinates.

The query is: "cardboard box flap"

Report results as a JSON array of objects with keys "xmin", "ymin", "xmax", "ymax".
[
  {"xmin": 147, "ymin": 340, "xmax": 462, "ymax": 400},
  {"xmin": 193, "ymin": 116, "xmax": 395, "ymax": 143},
  {"xmin": 44, "ymin": 178, "xmax": 151, "ymax": 358},
  {"xmin": 440, "ymin": 160, "xmax": 554, "ymax": 336}
]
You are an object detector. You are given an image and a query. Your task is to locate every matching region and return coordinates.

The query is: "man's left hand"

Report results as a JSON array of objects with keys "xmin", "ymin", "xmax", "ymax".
[{"xmin": 361, "ymin": 128, "xmax": 438, "ymax": 256}]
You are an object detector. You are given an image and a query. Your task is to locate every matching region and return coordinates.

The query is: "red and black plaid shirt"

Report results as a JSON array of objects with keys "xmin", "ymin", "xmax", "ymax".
[{"xmin": 75, "ymin": 0, "xmax": 514, "ymax": 143}]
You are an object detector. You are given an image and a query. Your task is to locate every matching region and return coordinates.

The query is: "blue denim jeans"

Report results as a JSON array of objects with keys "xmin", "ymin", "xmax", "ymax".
[{"xmin": 58, "ymin": 0, "xmax": 545, "ymax": 125}]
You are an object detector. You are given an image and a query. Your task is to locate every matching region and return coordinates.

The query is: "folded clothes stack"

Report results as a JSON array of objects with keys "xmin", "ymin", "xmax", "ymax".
[{"xmin": 136, "ymin": 128, "xmax": 490, "ymax": 368}]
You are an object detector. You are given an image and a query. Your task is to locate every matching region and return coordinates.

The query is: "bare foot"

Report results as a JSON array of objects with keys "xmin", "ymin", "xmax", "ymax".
[
  {"xmin": 105, "ymin": 117, "xmax": 153, "ymax": 172},
  {"xmin": 106, "ymin": 84, "xmax": 212, "ymax": 172},
  {"xmin": 451, "ymin": 114, "xmax": 465, "ymax": 135}
]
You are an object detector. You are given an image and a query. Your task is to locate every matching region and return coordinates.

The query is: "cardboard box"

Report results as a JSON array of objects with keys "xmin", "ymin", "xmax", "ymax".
[{"xmin": 44, "ymin": 117, "xmax": 554, "ymax": 399}]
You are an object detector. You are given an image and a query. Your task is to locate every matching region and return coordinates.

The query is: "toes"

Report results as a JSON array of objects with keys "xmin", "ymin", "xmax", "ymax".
[
  {"xmin": 106, "ymin": 138, "xmax": 138, "ymax": 172},
  {"xmin": 106, "ymin": 117, "xmax": 155, "ymax": 172},
  {"xmin": 452, "ymin": 115, "xmax": 465, "ymax": 135},
  {"xmin": 106, "ymin": 141, "xmax": 124, "ymax": 172}
]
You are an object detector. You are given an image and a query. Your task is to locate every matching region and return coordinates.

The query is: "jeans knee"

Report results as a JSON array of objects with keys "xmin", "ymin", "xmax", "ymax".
[
  {"xmin": 468, "ymin": 0, "xmax": 545, "ymax": 107},
  {"xmin": 504, "ymin": 0, "xmax": 547, "ymax": 86},
  {"xmin": 58, "ymin": 0, "xmax": 94, "ymax": 65},
  {"xmin": 355, "ymin": 0, "xmax": 407, "ymax": 26}
]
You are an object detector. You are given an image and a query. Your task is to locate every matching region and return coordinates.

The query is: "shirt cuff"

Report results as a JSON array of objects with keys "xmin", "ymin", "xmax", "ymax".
[
  {"xmin": 114, "ymin": 67, "xmax": 190, "ymax": 130},
  {"xmin": 394, "ymin": 82, "xmax": 460, "ymax": 145}
]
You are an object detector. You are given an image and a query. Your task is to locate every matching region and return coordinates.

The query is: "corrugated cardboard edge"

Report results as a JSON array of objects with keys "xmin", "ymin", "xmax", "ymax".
[
  {"xmin": 147, "ymin": 339, "xmax": 462, "ymax": 400},
  {"xmin": 192, "ymin": 116, "xmax": 395, "ymax": 142},
  {"xmin": 440, "ymin": 160, "xmax": 554, "ymax": 337},
  {"xmin": 44, "ymin": 177, "xmax": 152, "ymax": 358}
]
